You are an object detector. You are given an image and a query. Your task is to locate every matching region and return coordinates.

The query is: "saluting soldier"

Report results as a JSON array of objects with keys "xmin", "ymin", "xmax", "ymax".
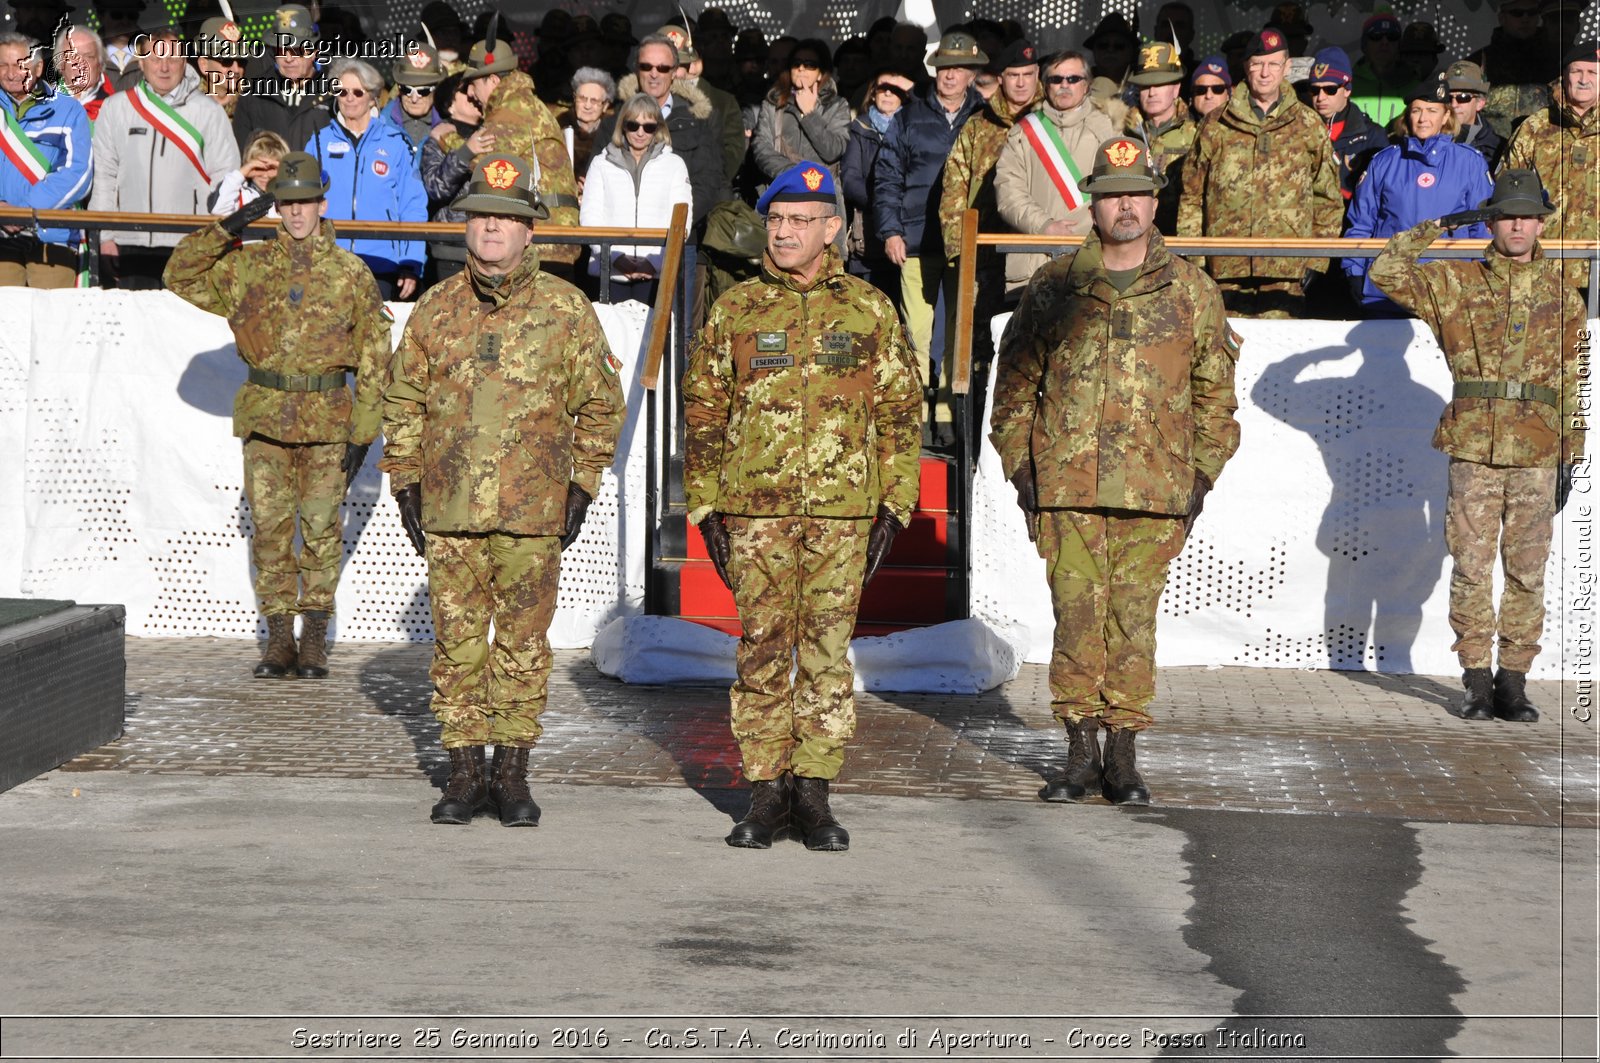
[
  {"xmin": 1371, "ymin": 170, "xmax": 1587, "ymax": 722},
  {"xmin": 382, "ymin": 153, "xmax": 624, "ymax": 827},
  {"xmin": 165, "ymin": 152, "xmax": 391, "ymax": 680},
  {"xmin": 991, "ymin": 136, "xmax": 1241, "ymax": 806},
  {"xmin": 683, "ymin": 161, "xmax": 923, "ymax": 852}
]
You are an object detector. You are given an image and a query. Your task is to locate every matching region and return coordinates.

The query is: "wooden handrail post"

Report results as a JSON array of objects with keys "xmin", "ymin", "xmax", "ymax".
[
  {"xmin": 641, "ymin": 201, "xmax": 689, "ymax": 392},
  {"xmin": 952, "ymin": 209, "xmax": 980, "ymax": 396}
]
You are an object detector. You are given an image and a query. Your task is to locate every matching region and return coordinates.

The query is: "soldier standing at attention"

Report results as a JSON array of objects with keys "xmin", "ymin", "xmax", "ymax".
[
  {"xmin": 683, "ymin": 161, "xmax": 922, "ymax": 852},
  {"xmin": 991, "ymin": 137, "xmax": 1241, "ymax": 806},
  {"xmin": 382, "ymin": 153, "xmax": 624, "ymax": 827},
  {"xmin": 165, "ymin": 152, "xmax": 390, "ymax": 680},
  {"xmin": 1370, "ymin": 170, "xmax": 1587, "ymax": 722}
]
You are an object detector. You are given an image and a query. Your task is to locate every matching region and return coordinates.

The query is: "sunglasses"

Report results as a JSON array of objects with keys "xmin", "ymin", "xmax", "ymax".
[
  {"xmin": 275, "ymin": 45, "xmax": 315, "ymax": 57},
  {"xmin": 400, "ymin": 85, "xmax": 434, "ymax": 98},
  {"xmin": 623, "ymin": 120, "xmax": 659, "ymax": 133},
  {"xmin": 791, "ymin": 58, "xmax": 821, "ymax": 70},
  {"xmin": 341, "ymin": 86, "xmax": 368, "ymax": 98},
  {"xmin": 873, "ymin": 83, "xmax": 907, "ymax": 95},
  {"xmin": 1365, "ymin": 31, "xmax": 1401, "ymax": 42},
  {"xmin": 1045, "ymin": 73, "xmax": 1088, "ymax": 85},
  {"xmin": 1310, "ymin": 84, "xmax": 1345, "ymax": 95},
  {"xmin": 1450, "ymin": 92, "xmax": 1483, "ymax": 103},
  {"xmin": 637, "ymin": 62, "xmax": 675, "ymax": 74},
  {"xmin": 1194, "ymin": 83, "xmax": 1229, "ymax": 95}
]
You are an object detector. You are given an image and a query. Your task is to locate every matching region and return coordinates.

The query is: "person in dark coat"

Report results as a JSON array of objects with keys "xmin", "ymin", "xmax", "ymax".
[{"xmin": 232, "ymin": 4, "xmax": 333, "ymax": 155}]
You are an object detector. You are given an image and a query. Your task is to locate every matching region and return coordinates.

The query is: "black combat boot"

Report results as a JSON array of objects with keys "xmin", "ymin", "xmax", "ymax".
[
  {"xmin": 1493, "ymin": 669, "xmax": 1540, "ymax": 722},
  {"xmin": 791, "ymin": 775, "xmax": 850, "ymax": 851},
  {"xmin": 725, "ymin": 773, "xmax": 792, "ymax": 848},
  {"xmin": 296, "ymin": 610, "xmax": 330, "ymax": 678},
  {"xmin": 253, "ymin": 614, "xmax": 298, "ymax": 678},
  {"xmin": 1041, "ymin": 716, "xmax": 1103, "ymax": 802},
  {"xmin": 430, "ymin": 745, "xmax": 489, "ymax": 824},
  {"xmin": 1460, "ymin": 667, "xmax": 1495, "ymax": 720},
  {"xmin": 489, "ymin": 745, "xmax": 541, "ymax": 826},
  {"xmin": 1101, "ymin": 728, "xmax": 1151, "ymax": 806}
]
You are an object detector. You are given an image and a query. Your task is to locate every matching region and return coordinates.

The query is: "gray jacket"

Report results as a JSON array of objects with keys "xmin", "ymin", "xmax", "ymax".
[{"xmin": 751, "ymin": 79, "xmax": 850, "ymax": 192}]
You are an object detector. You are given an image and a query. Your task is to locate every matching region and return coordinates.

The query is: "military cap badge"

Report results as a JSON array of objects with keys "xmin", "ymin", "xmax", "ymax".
[
  {"xmin": 220, "ymin": 21, "xmax": 241, "ymax": 42},
  {"xmin": 1140, "ymin": 44, "xmax": 1162, "ymax": 67},
  {"xmin": 484, "ymin": 159, "xmax": 520, "ymax": 189},
  {"xmin": 277, "ymin": 8, "xmax": 294, "ymax": 28},
  {"xmin": 802, "ymin": 167, "xmax": 824, "ymax": 192},
  {"xmin": 1263, "ymin": 30, "xmax": 1282, "ymax": 50},
  {"xmin": 1104, "ymin": 139, "xmax": 1142, "ymax": 168},
  {"xmin": 408, "ymin": 48, "xmax": 431, "ymax": 68},
  {"xmin": 1312, "ymin": 62, "xmax": 1328, "ymax": 79}
]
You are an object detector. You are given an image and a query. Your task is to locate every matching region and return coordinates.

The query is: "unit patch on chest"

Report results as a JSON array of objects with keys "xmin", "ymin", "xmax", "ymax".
[
  {"xmin": 755, "ymin": 331, "xmax": 787, "ymax": 352},
  {"xmin": 477, "ymin": 332, "xmax": 501, "ymax": 361}
]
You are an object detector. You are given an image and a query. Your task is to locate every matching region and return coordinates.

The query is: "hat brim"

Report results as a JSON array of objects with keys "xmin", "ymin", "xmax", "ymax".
[
  {"xmin": 451, "ymin": 192, "xmax": 549, "ymax": 220},
  {"xmin": 1084, "ymin": 174, "xmax": 1166, "ymax": 194},
  {"xmin": 1128, "ymin": 70, "xmax": 1184, "ymax": 85},
  {"xmin": 463, "ymin": 56, "xmax": 517, "ymax": 80},
  {"xmin": 1479, "ymin": 195, "xmax": 1553, "ymax": 216},
  {"xmin": 271, "ymin": 180, "xmax": 329, "ymax": 203},
  {"xmin": 930, "ymin": 53, "xmax": 988, "ymax": 68},
  {"xmin": 393, "ymin": 67, "xmax": 445, "ymax": 86}
]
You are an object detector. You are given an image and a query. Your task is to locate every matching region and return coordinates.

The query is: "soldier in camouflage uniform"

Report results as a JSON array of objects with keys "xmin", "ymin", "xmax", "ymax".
[
  {"xmin": 992, "ymin": 136, "xmax": 1241, "ymax": 806},
  {"xmin": 1178, "ymin": 28, "xmax": 1343, "ymax": 318},
  {"xmin": 1500, "ymin": 40, "xmax": 1600, "ymax": 294},
  {"xmin": 438, "ymin": 24, "xmax": 582, "ymax": 272},
  {"xmin": 1371, "ymin": 169, "xmax": 1587, "ymax": 723},
  {"xmin": 165, "ymin": 152, "xmax": 390, "ymax": 681},
  {"xmin": 382, "ymin": 153, "xmax": 624, "ymax": 826},
  {"xmin": 1125, "ymin": 42, "xmax": 1197, "ymax": 236},
  {"xmin": 683, "ymin": 162, "xmax": 922, "ymax": 851}
]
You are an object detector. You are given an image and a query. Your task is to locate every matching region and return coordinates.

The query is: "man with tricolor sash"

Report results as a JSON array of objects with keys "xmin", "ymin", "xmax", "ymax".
[
  {"xmin": 994, "ymin": 49, "xmax": 1113, "ymax": 296},
  {"xmin": 89, "ymin": 21, "xmax": 238, "ymax": 288},
  {"xmin": 0, "ymin": 30, "xmax": 91, "ymax": 289}
]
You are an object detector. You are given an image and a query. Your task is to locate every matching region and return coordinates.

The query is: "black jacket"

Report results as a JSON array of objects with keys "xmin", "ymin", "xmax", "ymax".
[
  {"xmin": 1327, "ymin": 102, "xmax": 1388, "ymax": 202},
  {"xmin": 1456, "ymin": 119, "xmax": 1506, "ymax": 169},
  {"xmin": 233, "ymin": 77, "xmax": 333, "ymax": 156}
]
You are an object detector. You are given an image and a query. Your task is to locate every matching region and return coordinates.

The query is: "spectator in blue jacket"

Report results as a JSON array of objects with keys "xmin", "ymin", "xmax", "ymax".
[
  {"xmin": 383, "ymin": 43, "xmax": 445, "ymax": 161},
  {"xmin": 839, "ymin": 67, "xmax": 913, "ymax": 295},
  {"xmin": 307, "ymin": 57, "xmax": 428, "ymax": 299},
  {"xmin": 0, "ymin": 32, "xmax": 91, "ymax": 288},
  {"xmin": 1344, "ymin": 75, "xmax": 1494, "ymax": 316}
]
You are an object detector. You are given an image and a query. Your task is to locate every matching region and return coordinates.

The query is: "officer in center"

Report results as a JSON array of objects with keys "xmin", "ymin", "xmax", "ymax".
[{"xmin": 683, "ymin": 161, "xmax": 923, "ymax": 852}]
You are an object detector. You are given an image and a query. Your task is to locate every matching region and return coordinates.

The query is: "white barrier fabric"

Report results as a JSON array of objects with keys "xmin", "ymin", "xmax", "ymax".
[
  {"xmin": 973, "ymin": 314, "xmax": 1598, "ymax": 680},
  {"xmin": 2, "ymin": 290, "xmax": 1593, "ymax": 680},
  {"xmin": 0, "ymin": 288, "xmax": 651, "ymax": 649}
]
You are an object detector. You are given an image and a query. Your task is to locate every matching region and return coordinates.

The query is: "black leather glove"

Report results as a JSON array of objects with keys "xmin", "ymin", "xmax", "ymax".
[
  {"xmin": 1558, "ymin": 463, "xmax": 1577, "ymax": 512},
  {"xmin": 395, "ymin": 483, "xmax": 425, "ymax": 557},
  {"xmin": 1011, "ymin": 467, "xmax": 1039, "ymax": 542},
  {"xmin": 698, "ymin": 512, "xmax": 732, "ymax": 589},
  {"xmin": 1184, "ymin": 471, "xmax": 1214, "ymax": 536},
  {"xmin": 1438, "ymin": 208, "xmax": 1490, "ymax": 230},
  {"xmin": 558, "ymin": 482, "xmax": 592, "ymax": 550},
  {"xmin": 340, "ymin": 442, "xmax": 369, "ymax": 489},
  {"xmin": 863, "ymin": 505, "xmax": 904, "ymax": 587},
  {"xmin": 219, "ymin": 193, "xmax": 276, "ymax": 237}
]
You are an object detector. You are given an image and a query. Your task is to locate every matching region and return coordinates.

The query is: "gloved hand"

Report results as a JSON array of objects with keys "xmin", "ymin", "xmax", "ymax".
[
  {"xmin": 558, "ymin": 482, "xmax": 592, "ymax": 550},
  {"xmin": 395, "ymin": 483, "xmax": 425, "ymax": 557},
  {"xmin": 862, "ymin": 505, "xmax": 904, "ymax": 587},
  {"xmin": 1438, "ymin": 208, "xmax": 1491, "ymax": 230},
  {"xmin": 340, "ymin": 442, "xmax": 369, "ymax": 489},
  {"xmin": 219, "ymin": 193, "xmax": 276, "ymax": 237},
  {"xmin": 1184, "ymin": 471, "xmax": 1214, "ymax": 536},
  {"xmin": 1011, "ymin": 467, "xmax": 1039, "ymax": 542},
  {"xmin": 698, "ymin": 512, "xmax": 732, "ymax": 589},
  {"xmin": 1558, "ymin": 463, "xmax": 1577, "ymax": 512}
]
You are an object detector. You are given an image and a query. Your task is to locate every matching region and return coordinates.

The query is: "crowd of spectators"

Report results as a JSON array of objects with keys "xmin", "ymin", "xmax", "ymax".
[{"xmin": 0, "ymin": 0, "xmax": 1595, "ymax": 342}]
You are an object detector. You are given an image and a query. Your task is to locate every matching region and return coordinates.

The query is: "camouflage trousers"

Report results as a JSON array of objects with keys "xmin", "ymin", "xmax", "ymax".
[
  {"xmin": 727, "ymin": 514, "xmax": 870, "ymax": 781},
  {"xmin": 1444, "ymin": 459, "xmax": 1557, "ymax": 672},
  {"xmin": 426, "ymin": 532, "xmax": 561, "ymax": 749},
  {"xmin": 1040, "ymin": 508, "xmax": 1187, "ymax": 732},
  {"xmin": 242, "ymin": 436, "xmax": 346, "ymax": 616},
  {"xmin": 1217, "ymin": 279, "xmax": 1304, "ymax": 320}
]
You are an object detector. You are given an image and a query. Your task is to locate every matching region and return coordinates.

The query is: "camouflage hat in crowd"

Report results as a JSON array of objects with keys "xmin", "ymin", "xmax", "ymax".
[
  {"xmin": 929, "ymin": 31, "xmax": 988, "ymax": 69},
  {"xmin": 1479, "ymin": 168, "xmax": 1554, "ymax": 216},
  {"xmin": 464, "ymin": 36, "xmax": 517, "ymax": 79},
  {"xmin": 1081, "ymin": 136, "xmax": 1166, "ymax": 194},
  {"xmin": 451, "ymin": 152, "xmax": 548, "ymax": 220},
  {"xmin": 196, "ymin": 16, "xmax": 249, "ymax": 61},
  {"xmin": 267, "ymin": 151, "xmax": 329, "ymax": 202},
  {"xmin": 1445, "ymin": 59, "xmax": 1490, "ymax": 94},
  {"xmin": 1128, "ymin": 41, "xmax": 1184, "ymax": 85},
  {"xmin": 393, "ymin": 42, "xmax": 445, "ymax": 86},
  {"xmin": 656, "ymin": 24, "xmax": 698, "ymax": 64},
  {"xmin": 272, "ymin": 4, "xmax": 317, "ymax": 46}
]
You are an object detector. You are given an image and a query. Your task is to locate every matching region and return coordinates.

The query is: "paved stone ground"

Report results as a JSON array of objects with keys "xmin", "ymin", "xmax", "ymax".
[{"xmin": 62, "ymin": 637, "xmax": 1599, "ymax": 829}]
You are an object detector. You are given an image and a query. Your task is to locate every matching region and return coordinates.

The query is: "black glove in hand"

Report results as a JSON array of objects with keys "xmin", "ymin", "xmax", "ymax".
[
  {"xmin": 1011, "ymin": 467, "xmax": 1039, "ymax": 542},
  {"xmin": 1184, "ymin": 471, "xmax": 1214, "ymax": 536},
  {"xmin": 219, "ymin": 193, "xmax": 276, "ymax": 237},
  {"xmin": 558, "ymin": 482, "xmax": 592, "ymax": 550},
  {"xmin": 1438, "ymin": 208, "xmax": 1490, "ymax": 231},
  {"xmin": 340, "ymin": 442, "xmax": 369, "ymax": 489},
  {"xmin": 698, "ymin": 512, "xmax": 732, "ymax": 589},
  {"xmin": 863, "ymin": 505, "xmax": 904, "ymax": 587},
  {"xmin": 1558, "ymin": 463, "xmax": 1577, "ymax": 512},
  {"xmin": 395, "ymin": 483, "xmax": 425, "ymax": 557}
]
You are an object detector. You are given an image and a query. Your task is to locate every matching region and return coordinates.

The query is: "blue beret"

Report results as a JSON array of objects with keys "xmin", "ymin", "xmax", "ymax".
[{"xmin": 756, "ymin": 162, "xmax": 836, "ymax": 213}]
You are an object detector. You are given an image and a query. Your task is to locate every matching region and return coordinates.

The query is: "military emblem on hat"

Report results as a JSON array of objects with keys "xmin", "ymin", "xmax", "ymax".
[
  {"xmin": 277, "ymin": 8, "xmax": 294, "ymax": 28},
  {"xmin": 408, "ymin": 49, "xmax": 431, "ymax": 68},
  {"xmin": 1105, "ymin": 139, "xmax": 1142, "ymax": 168},
  {"xmin": 1263, "ymin": 30, "xmax": 1283, "ymax": 50},
  {"xmin": 802, "ymin": 167, "xmax": 824, "ymax": 191},
  {"xmin": 1140, "ymin": 44, "xmax": 1163, "ymax": 68},
  {"xmin": 220, "ymin": 21, "xmax": 240, "ymax": 42},
  {"xmin": 1312, "ymin": 61, "xmax": 1329, "ymax": 79},
  {"xmin": 484, "ymin": 158, "xmax": 520, "ymax": 190}
]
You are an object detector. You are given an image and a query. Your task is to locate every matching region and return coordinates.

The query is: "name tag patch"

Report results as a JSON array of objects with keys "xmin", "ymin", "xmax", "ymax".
[
  {"xmin": 815, "ymin": 354, "xmax": 859, "ymax": 368},
  {"xmin": 755, "ymin": 332, "xmax": 787, "ymax": 352},
  {"xmin": 750, "ymin": 355, "xmax": 794, "ymax": 370}
]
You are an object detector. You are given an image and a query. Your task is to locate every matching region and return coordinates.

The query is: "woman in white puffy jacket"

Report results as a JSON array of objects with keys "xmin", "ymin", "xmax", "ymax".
[{"xmin": 579, "ymin": 93, "xmax": 692, "ymax": 305}]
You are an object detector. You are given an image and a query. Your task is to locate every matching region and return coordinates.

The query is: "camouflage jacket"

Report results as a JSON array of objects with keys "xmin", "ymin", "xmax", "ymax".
[
  {"xmin": 380, "ymin": 251, "xmax": 625, "ymax": 535},
  {"xmin": 439, "ymin": 71, "xmax": 580, "ymax": 264},
  {"xmin": 939, "ymin": 89, "xmax": 1039, "ymax": 259},
  {"xmin": 164, "ymin": 220, "xmax": 389, "ymax": 445},
  {"xmin": 1501, "ymin": 86, "xmax": 1599, "ymax": 288},
  {"xmin": 1370, "ymin": 220, "xmax": 1587, "ymax": 467},
  {"xmin": 990, "ymin": 229, "xmax": 1242, "ymax": 514},
  {"xmin": 1124, "ymin": 100, "xmax": 1196, "ymax": 235},
  {"xmin": 1178, "ymin": 86, "xmax": 1343, "ymax": 280},
  {"xmin": 682, "ymin": 247, "xmax": 923, "ymax": 526}
]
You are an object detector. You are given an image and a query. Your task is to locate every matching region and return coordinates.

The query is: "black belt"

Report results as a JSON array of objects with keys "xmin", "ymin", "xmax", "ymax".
[
  {"xmin": 247, "ymin": 368, "xmax": 348, "ymax": 392},
  {"xmin": 1453, "ymin": 379, "xmax": 1559, "ymax": 408}
]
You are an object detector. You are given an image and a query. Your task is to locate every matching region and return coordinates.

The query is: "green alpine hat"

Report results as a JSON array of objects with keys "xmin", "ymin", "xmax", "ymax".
[
  {"xmin": 196, "ymin": 16, "xmax": 249, "ymax": 61},
  {"xmin": 271, "ymin": 4, "xmax": 317, "ymax": 47},
  {"xmin": 1081, "ymin": 135, "xmax": 1166, "ymax": 194},
  {"xmin": 1128, "ymin": 41, "xmax": 1185, "ymax": 85},
  {"xmin": 1480, "ymin": 168, "xmax": 1554, "ymax": 216},
  {"xmin": 464, "ymin": 36, "xmax": 517, "ymax": 79},
  {"xmin": 267, "ymin": 151, "xmax": 328, "ymax": 202},
  {"xmin": 393, "ymin": 42, "xmax": 444, "ymax": 86},
  {"xmin": 451, "ymin": 152, "xmax": 549, "ymax": 220},
  {"xmin": 929, "ymin": 31, "xmax": 987, "ymax": 69}
]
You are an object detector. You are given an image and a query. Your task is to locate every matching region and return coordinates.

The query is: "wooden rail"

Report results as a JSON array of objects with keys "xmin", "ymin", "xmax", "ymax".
[{"xmin": 640, "ymin": 202, "xmax": 689, "ymax": 392}]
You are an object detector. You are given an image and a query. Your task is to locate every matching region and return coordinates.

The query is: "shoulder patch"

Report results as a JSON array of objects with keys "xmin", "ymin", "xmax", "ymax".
[
  {"xmin": 602, "ymin": 350, "xmax": 622, "ymax": 375},
  {"xmin": 379, "ymin": 305, "xmax": 395, "ymax": 323},
  {"xmin": 1223, "ymin": 326, "xmax": 1243, "ymax": 357}
]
